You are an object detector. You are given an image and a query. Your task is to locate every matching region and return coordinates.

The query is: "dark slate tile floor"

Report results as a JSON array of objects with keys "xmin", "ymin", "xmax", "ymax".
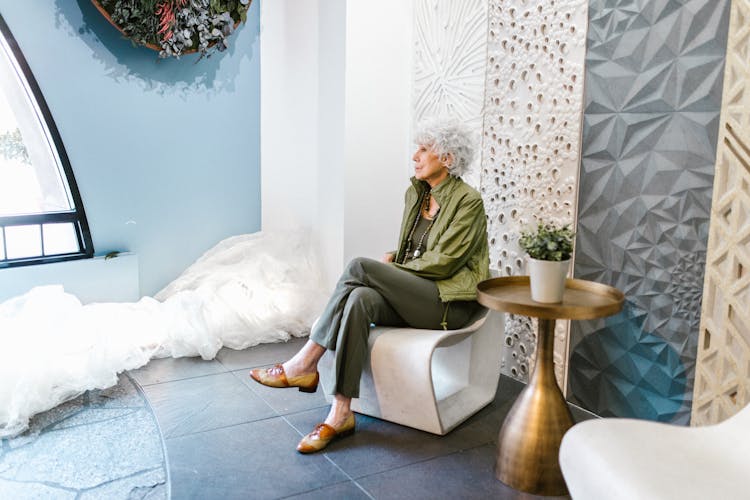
[{"xmin": 132, "ymin": 337, "xmax": 596, "ymax": 499}]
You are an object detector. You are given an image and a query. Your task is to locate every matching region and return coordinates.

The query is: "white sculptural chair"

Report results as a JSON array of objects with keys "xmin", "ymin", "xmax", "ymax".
[
  {"xmin": 559, "ymin": 402, "xmax": 750, "ymax": 500},
  {"xmin": 319, "ymin": 308, "xmax": 504, "ymax": 435}
]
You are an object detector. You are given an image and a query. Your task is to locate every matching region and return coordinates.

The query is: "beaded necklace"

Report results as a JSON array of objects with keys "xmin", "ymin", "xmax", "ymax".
[{"xmin": 400, "ymin": 189, "xmax": 440, "ymax": 264}]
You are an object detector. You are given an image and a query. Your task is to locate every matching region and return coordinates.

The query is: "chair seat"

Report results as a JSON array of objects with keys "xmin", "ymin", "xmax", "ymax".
[
  {"xmin": 319, "ymin": 308, "xmax": 505, "ymax": 435},
  {"xmin": 559, "ymin": 403, "xmax": 750, "ymax": 500}
]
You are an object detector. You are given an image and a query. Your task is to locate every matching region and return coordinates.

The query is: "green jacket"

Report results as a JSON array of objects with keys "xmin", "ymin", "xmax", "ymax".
[{"xmin": 393, "ymin": 175, "xmax": 490, "ymax": 302}]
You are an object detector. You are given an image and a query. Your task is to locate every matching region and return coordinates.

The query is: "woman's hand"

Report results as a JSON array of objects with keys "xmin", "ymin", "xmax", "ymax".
[{"xmin": 381, "ymin": 253, "xmax": 395, "ymax": 263}]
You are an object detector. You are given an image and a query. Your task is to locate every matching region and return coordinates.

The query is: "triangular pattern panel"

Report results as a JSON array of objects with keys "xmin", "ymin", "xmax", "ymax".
[{"xmin": 569, "ymin": 0, "xmax": 731, "ymax": 424}]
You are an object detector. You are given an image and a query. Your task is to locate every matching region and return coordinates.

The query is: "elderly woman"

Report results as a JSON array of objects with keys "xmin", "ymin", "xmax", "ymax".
[{"xmin": 250, "ymin": 119, "xmax": 490, "ymax": 453}]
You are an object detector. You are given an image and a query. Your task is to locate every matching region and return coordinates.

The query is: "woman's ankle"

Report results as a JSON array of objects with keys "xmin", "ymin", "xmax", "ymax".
[
  {"xmin": 324, "ymin": 411, "xmax": 352, "ymax": 429},
  {"xmin": 324, "ymin": 396, "xmax": 353, "ymax": 428},
  {"xmin": 282, "ymin": 360, "xmax": 317, "ymax": 378}
]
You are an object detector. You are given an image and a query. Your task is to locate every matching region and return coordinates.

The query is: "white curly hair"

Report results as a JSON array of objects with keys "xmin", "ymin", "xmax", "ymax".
[{"xmin": 413, "ymin": 118, "xmax": 476, "ymax": 178}]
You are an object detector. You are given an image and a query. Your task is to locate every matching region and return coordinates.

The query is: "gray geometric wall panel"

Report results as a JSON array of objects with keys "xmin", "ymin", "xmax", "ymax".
[
  {"xmin": 569, "ymin": 303, "xmax": 688, "ymax": 421},
  {"xmin": 569, "ymin": 0, "xmax": 731, "ymax": 424}
]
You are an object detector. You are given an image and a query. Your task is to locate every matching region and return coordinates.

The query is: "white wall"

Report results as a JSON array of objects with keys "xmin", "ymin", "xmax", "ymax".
[
  {"xmin": 342, "ymin": 1, "xmax": 414, "ymax": 263},
  {"xmin": 317, "ymin": 0, "xmax": 347, "ymax": 289},
  {"xmin": 260, "ymin": 0, "xmax": 320, "ymax": 233},
  {"xmin": 261, "ymin": 0, "xmax": 414, "ymax": 288}
]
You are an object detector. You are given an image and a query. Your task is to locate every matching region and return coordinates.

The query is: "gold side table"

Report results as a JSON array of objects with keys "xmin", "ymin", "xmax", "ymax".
[{"xmin": 477, "ymin": 276, "xmax": 624, "ymax": 496}]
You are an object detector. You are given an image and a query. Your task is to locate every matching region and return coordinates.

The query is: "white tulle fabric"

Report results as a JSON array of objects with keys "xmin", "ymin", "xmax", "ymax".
[{"xmin": 0, "ymin": 231, "xmax": 327, "ymax": 437}]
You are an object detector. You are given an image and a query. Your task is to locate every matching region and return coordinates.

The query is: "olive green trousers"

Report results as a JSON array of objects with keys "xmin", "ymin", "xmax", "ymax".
[{"xmin": 310, "ymin": 257, "xmax": 484, "ymax": 398}]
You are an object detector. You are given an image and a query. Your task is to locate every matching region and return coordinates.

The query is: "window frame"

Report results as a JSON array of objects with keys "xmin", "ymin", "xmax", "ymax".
[{"xmin": 0, "ymin": 14, "xmax": 94, "ymax": 269}]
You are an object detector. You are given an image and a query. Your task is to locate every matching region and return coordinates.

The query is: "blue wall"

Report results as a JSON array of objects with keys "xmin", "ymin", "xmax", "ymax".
[{"xmin": 0, "ymin": 0, "xmax": 261, "ymax": 297}]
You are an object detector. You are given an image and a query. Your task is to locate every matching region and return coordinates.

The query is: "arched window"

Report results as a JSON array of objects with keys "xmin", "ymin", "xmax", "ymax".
[{"xmin": 0, "ymin": 15, "xmax": 93, "ymax": 268}]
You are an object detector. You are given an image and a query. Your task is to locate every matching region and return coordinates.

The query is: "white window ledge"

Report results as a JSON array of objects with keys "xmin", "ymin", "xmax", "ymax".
[{"xmin": 0, "ymin": 253, "xmax": 139, "ymax": 304}]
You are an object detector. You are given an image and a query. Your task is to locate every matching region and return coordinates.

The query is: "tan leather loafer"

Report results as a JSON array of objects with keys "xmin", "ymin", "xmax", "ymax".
[
  {"xmin": 297, "ymin": 413, "xmax": 355, "ymax": 454},
  {"xmin": 249, "ymin": 364, "xmax": 319, "ymax": 393}
]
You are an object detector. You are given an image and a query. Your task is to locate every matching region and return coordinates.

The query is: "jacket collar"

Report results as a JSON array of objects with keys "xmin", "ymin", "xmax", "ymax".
[{"xmin": 410, "ymin": 175, "xmax": 462, "ymax": 205}]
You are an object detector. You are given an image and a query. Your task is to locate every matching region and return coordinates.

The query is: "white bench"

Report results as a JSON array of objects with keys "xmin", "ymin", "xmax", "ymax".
[{"xmin": 319, "ymin": 308, "xmax": 505, "ymax": 435}]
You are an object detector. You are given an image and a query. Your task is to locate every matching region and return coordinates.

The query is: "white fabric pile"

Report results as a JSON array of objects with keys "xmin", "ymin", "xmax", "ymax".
[{"xmin": 0, "ymin": 231, "xmax": 327, "ymax": 437}]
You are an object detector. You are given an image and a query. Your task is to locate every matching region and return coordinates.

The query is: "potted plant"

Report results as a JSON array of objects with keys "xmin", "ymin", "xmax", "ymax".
[
  {"xmin": 519, "ymin": 222, "xmax": 575, "ymax": 303},
  {"xmin": 92, "ymin": 0, "xmax": 251, "ymax": 59}
]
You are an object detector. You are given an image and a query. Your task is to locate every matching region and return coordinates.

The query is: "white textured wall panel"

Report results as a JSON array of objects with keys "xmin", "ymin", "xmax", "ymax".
[
  {"xmin": 481, "ymin": 0, "xmax": 588, "ymax": 384},
  {"xmin": 414, "ymin": 0, "xmax": 488, "ymax": 188}
]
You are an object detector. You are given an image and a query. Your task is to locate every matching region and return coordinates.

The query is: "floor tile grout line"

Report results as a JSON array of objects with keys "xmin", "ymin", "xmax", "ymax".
[
  {"xmin": 213, "ymin": 338, "xmax": 309, "ymax": 372},
  {"xmin": 132, "ymin": 337, "xmax": 311, "ymax": 387},
  {"xmin": 131, "ymin": 369, "xmax": 230, "ymax": 387},
  {"xmin": 279, "ymin": 412, "xmax": 308, "ymax": 439},
  {"xmin": 163, "ymin": 412, "xmax": 286, "ymax": 440},
  {"xmin": 350, "ymin": 478, "xmax": 377, "ymax": 500},
  {"xmin": 215, "ymin": 357, "xmax": 277, "ymax": 373},
  {"xmin": 273, "ymin": 479, "xmax": 354, "ymax": 500},
  {"xmin": 229, "ymin": 370, "xmax": 308, "ymax": 420},
  {"xmin": 133, "ymin": 359, "xmax": 296, "ymax": 387},
  {"xmin": 158, "ymin": 388, "xmax": 330, "ymax": 441},
  {"xmin": 228, "ymin": 369, "xmax": 331, "ymax": 417},
  {"xmin": 346, "ymin": 440, "xmax": 495, "ymax": 483},
  {"xmin": 135, "ymin": 368, "xmax": 274, "ymax": 389},
  {"xmin": 143, "ymin": 368, "xmax": 282, "ymax": 441}
]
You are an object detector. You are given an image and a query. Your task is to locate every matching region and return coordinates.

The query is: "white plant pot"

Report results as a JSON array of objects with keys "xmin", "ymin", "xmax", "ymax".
[{"xmin": 527, "ymin": 257, "xmax": 570, "ymax": 303}]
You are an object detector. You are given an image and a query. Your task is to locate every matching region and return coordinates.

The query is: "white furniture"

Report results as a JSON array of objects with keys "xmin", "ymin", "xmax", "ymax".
[
  {"xmin": 559, "ymin": 403, "xmax": 750, "ymax": 500},
  {"xmin": 319, "ymin": 308, "xmax": 504, "ymax": 435}
]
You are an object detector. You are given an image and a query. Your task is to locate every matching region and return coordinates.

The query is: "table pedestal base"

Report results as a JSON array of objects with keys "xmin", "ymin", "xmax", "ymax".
[{"xmin": 495, "ymin": 319, "xmax": 573, "ymax": 496}]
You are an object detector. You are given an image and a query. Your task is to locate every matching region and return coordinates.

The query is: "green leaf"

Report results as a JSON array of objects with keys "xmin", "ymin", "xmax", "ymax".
[{"xmin": 519, "ymin": 222, "xmax": 575, "ymax": 261}]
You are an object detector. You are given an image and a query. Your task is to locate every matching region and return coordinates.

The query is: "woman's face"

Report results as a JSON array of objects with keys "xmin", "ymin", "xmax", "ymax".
[{"xmin": 412, "ymin": 144, "xmax": 449, "ymax": 186}]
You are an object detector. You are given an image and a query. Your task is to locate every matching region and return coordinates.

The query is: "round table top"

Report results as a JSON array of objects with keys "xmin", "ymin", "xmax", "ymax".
[{"xmin": 477, "ymin": 276, "xmax": 624, "ymax": 320}]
